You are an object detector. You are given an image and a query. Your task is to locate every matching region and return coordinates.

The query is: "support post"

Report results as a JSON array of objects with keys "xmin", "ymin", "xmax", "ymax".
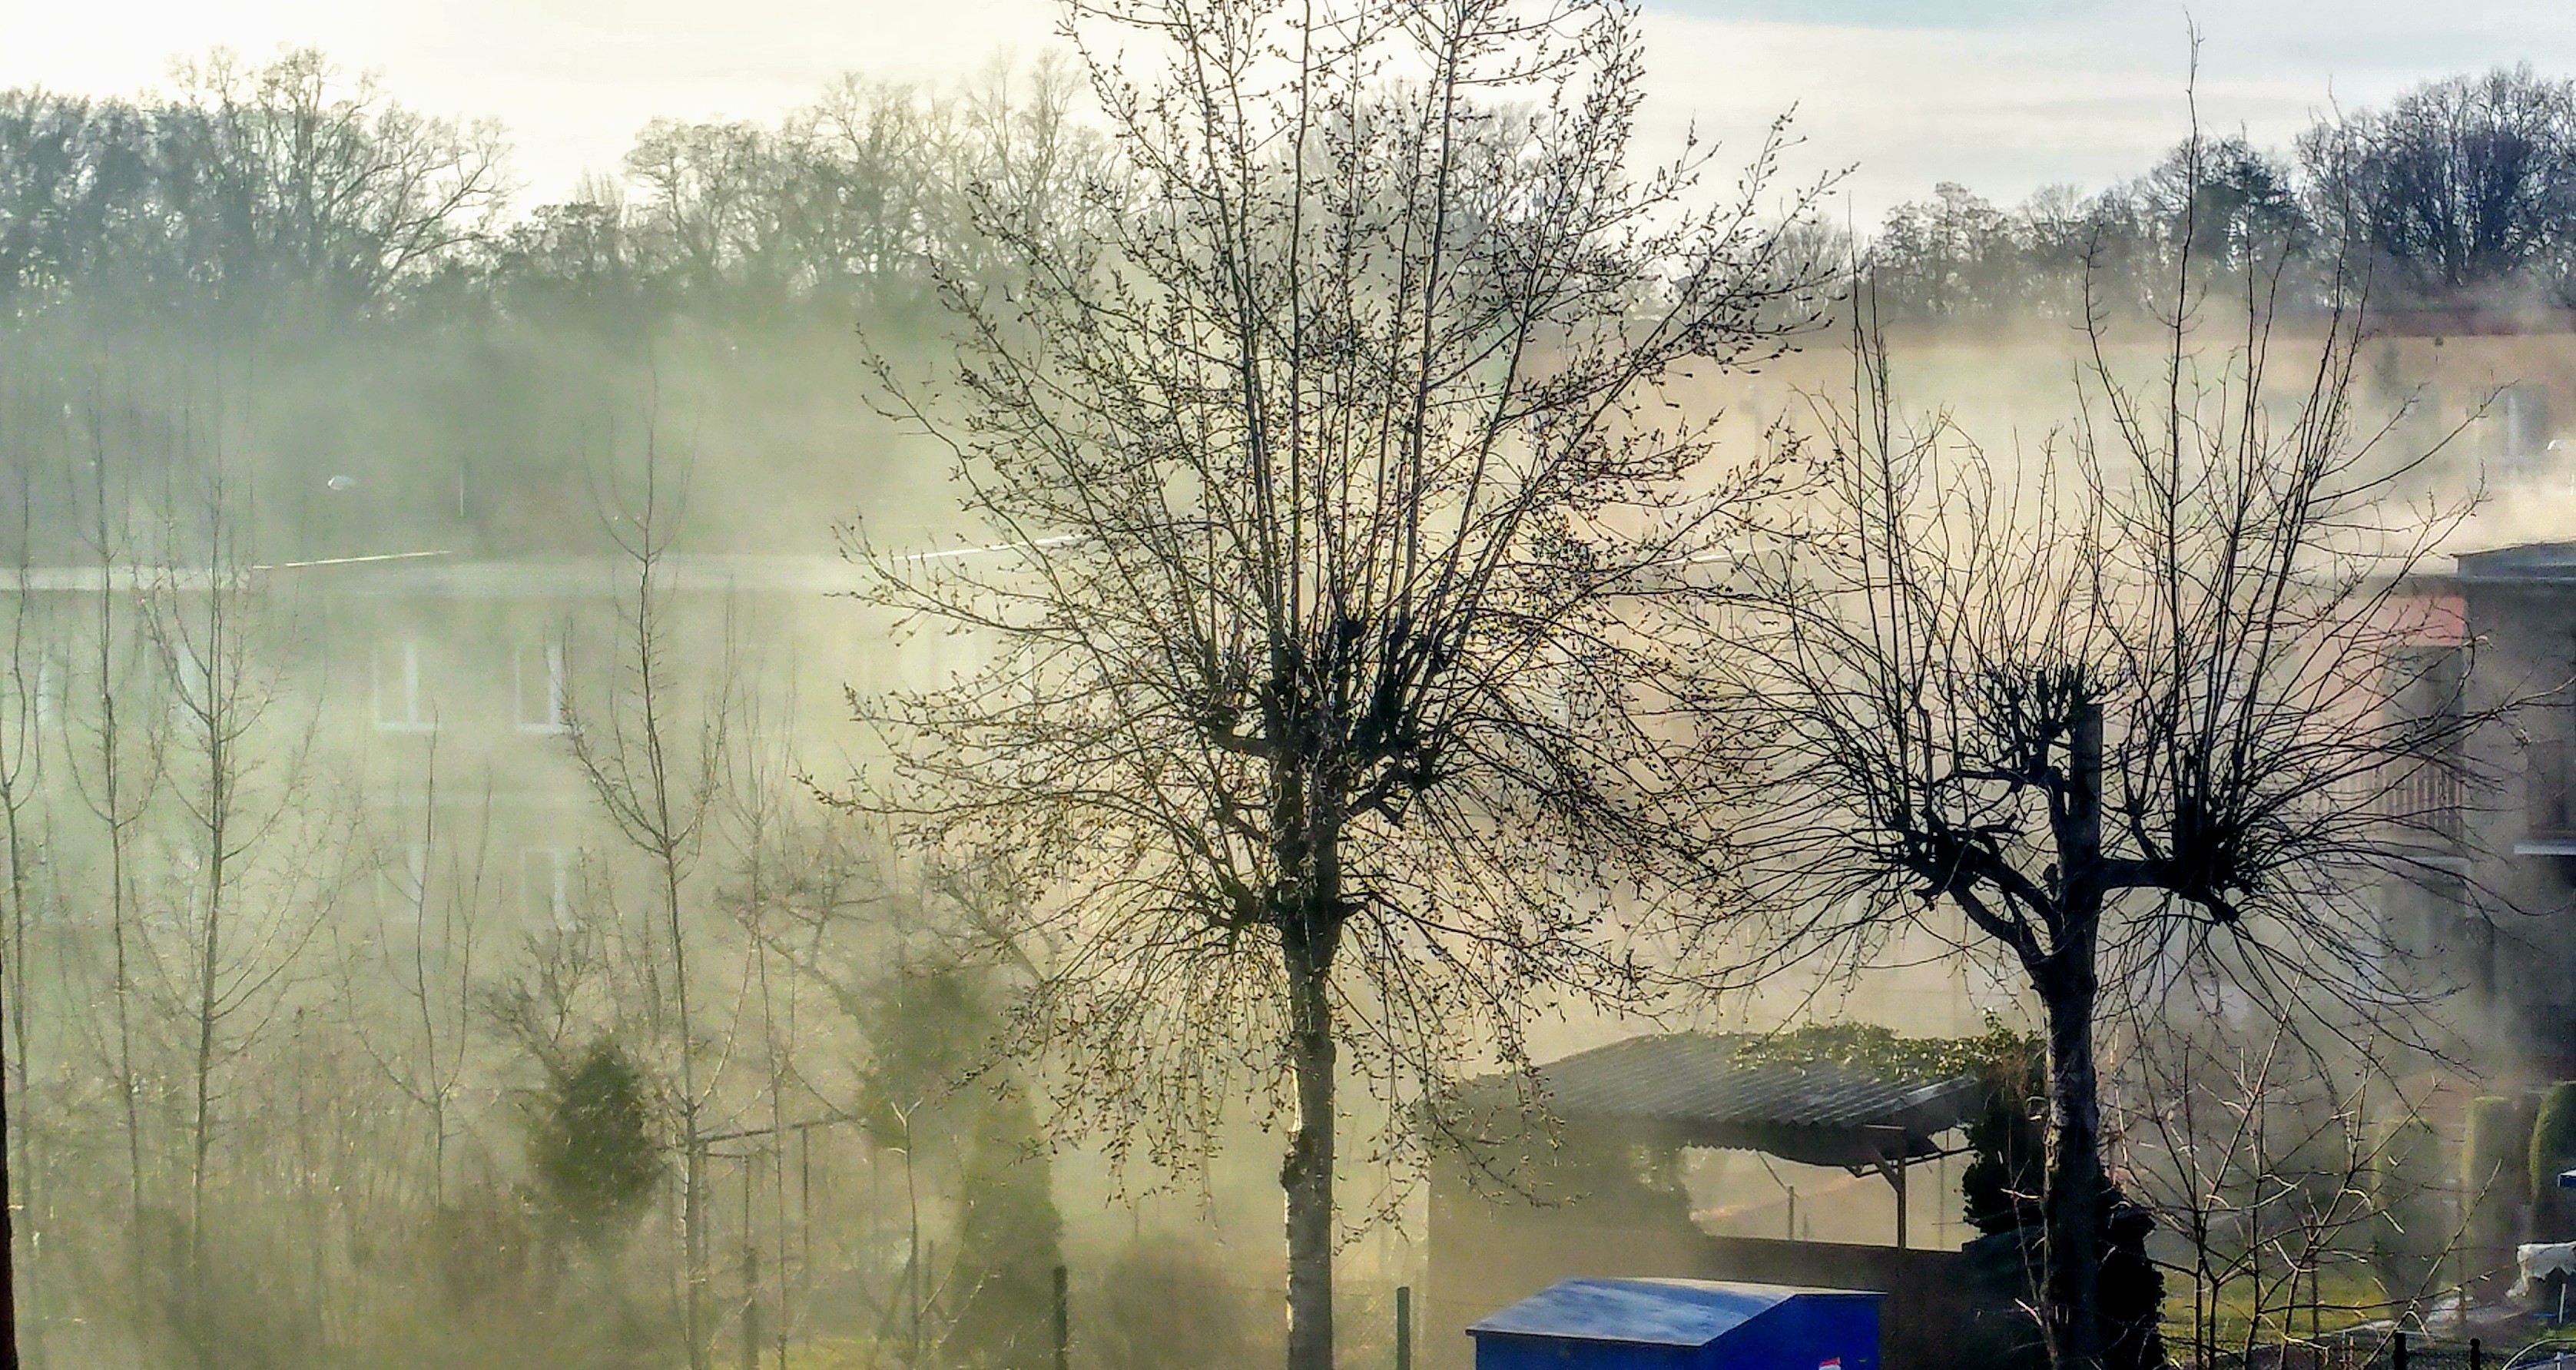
[
  {"xmin": 1893, "ymin": 1159, "xmax": 1908, "ymax": 1250},
  {"xmin": 1396, "ymin": 1285, "xmax": 1412, "ymax": 1370},
  {"xmin": 1053, "ymin": 1264, "xmax": 1069, "ymax": 1370},
  {"xmin": 740, "ymin": 1162, "xmax": 759, "ymax": 1370},
  {"xmin": 1865, "ymin": 1126, "xmax": 1909, "ymax": 1251},
  {"xmin": 741, "ymin": 1242, "xmax": 761, "ymax": 1370}
]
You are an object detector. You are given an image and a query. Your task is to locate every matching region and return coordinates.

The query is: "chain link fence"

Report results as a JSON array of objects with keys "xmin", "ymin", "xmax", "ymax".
[{"xmin": 2184, "ymin": 1330, "xmax": 2576, "ymax": 1370}]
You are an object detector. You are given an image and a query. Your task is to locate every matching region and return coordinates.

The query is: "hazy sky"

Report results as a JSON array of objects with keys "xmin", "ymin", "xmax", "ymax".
[{"xmin": 5, "ymin": 0, "xmax": 2576, "ymax": 222}]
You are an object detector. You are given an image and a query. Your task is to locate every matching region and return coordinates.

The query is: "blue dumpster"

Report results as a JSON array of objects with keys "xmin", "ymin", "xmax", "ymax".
[{"xmin": 1467, "ymin": 1279, "xmax": 1882, "ymax": 1370}]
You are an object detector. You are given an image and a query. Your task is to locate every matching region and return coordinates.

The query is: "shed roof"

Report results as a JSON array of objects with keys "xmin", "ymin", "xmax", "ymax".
[
  {"xmin": 1467, "ymin": 1279, "xmax": 1835, "ymax": 1348},
  {"xmin": 1464, "ymin": 1033, "xmax": 1982, "ymax": 1168}
]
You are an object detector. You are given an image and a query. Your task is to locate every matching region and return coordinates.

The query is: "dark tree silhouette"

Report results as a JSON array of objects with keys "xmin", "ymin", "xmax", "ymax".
[
  {"xmin": 2302, "ymin": 66, "xmax": 2576, "ymax": 292},
  {"xmin": 1719, "ymin": 133, "xmax": 2506, "ymax": 1370}
]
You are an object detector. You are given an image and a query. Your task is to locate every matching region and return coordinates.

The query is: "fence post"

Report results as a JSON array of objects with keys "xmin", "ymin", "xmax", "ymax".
[
  {"xmin": 1053, "ymin": 1265, "xmax": 1070, "ymax": 1370},
  {"xmin": 2393, "ymin": 1330, "xmax": 2408, "ymax": 1370},
  {"xmin": 2472, "ymin": 1337, "xmax": 2483, "ymax": 1370},
  {"xmin": 741, "ymin": 1240, "xmax": 761, "ymax": 1370},
  {"xmin": 1397, "ymin": 1285, "xmax": 1413, "ymax": 1370}
]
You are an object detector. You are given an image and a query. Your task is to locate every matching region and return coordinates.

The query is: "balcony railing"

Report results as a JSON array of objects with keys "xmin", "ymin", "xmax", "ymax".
[{"xmin": 2380, "ymin": 758, "xmax": 2468, "ymax": 847}]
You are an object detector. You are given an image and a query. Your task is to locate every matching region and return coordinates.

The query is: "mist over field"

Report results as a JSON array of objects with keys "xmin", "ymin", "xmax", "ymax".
[{"xmin": 2, "ymin": 10, "xmax": 2575, "ymax": 1370}]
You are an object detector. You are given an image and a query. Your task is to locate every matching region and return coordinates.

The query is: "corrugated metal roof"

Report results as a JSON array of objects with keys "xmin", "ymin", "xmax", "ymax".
[{"xmin": 1453, "ymin": 1033, "xmax": 1982, "ymax": 1166}]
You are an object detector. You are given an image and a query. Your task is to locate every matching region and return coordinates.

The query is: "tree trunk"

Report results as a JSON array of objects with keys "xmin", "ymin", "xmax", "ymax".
[
  {"xmin": 1280, "ymin": 918, "xmax": 1337, "ymax": 1370},
  {"xmin": 2041, "ymin": 700, "xmax": 2107, "ymax": 1370},
  {"xmin": 667, "ymin": 850, "xmax": 706, "ymax": 1370},
  {"xmin": 0, "ymin": 1032, "xmax": 18, "ymax": 1370},
  {"xmin": 2040, "ymin": 957, "xmax": 2105, "ymax": 1370}
]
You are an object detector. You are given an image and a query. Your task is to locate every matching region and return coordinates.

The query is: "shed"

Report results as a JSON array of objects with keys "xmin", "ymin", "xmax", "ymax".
[
  {"xmin": 1442, "ymin": 1032, "xmax": 1984, "ymax": 1250},
  {"xmin": 1467, "ymin": 1278, "xmax": 1882, "ymax": 1370},
  {"xmin": 1500, "ymin": 1034, "xmax": 1980, "ymax": 1171}
]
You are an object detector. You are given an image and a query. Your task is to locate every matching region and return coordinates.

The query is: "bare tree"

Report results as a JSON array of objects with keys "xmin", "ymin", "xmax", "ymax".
[
  {"xmin": 140, "ymin": 449, "xmax": 342, "ymax": 1276},
  {"xmin": 337, "ymin": 730, "xmax": 494, "ymax": 1211},
  {"xmin": 162, "ymin": 48, "xmax": 509, "ymax": 314},
  {"xmin": 2114, "ymin": 1000, "xmax": 2462, "ymax": 1370},
  {"xmin": 848, "ymin": 0, "xmax": 1828, "ymax": 1365},
  {"xmin": 0, "ymin": 378, "xmax": 58, "ymax": 1370},
  {"xmin": 1717, "ymin": 122, "xmax": 2505, "ymax": 1370},
  {"xmin": 2299, "ymin": 65, "xmax": 2576, "ymax": 295},
  {"xmin": 565, "ymin": 425, "xmax": 734, "ymax": 1370},
  {"xmin": 61, "ymin": 385, "xmax": 164, "ymax": 1233}
]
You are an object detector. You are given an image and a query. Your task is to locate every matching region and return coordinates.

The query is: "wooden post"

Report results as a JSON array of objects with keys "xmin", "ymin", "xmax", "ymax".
[
  {"xmin": 1053, "ymin": 1264, "xmax": 1069, "ymax": 1370},
  {"xmin": 1865, "ymin": 1126, "xmax": 1909, "ymax": 1250},
  {"xmin": 1396, "ymin": 1285, "xmax": 1413, "ymax": 1370},
  {"xmin": 736, "ymin": 1156, "xmax": 760, "ymax": 1370},
  {"xmin": 1893, "ymin": 1159, "xmax": 1908, "ymax": 1251},
  {"xmin": 741, "ymin": 1241, "xmax": 761, "ymax": 1370}
]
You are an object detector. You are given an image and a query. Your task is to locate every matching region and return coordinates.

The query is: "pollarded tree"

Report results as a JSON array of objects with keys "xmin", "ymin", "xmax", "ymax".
[
  {"xmin": 849, "ymin": 0, "xmax": 1829, "ymax": 1365},
  {"xmin": 1720, "ymin": 129, "xmax": 2506, "ymax": 1370}
]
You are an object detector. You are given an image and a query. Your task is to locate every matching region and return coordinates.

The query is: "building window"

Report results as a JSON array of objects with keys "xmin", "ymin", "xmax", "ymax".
[
  {"xmin": 373, "ymin": 639, "xmax": 435, "ymax": 733},
  {"xmin": 520, "ymin": 848, "xmax": 573, "ymax": 930},
  {"xmin": 516, "ymin": 642, "xmax": 568, "ymax": 734},
  {"xmin": 2500, "ymin": 383, "xmax": 2554, "ymax": 468}
]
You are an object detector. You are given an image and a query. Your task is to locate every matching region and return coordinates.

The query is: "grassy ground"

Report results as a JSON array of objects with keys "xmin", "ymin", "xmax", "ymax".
[{"xmin": 2167, "ymin": 1265, "xmax": 2393, "ymax": 1349}]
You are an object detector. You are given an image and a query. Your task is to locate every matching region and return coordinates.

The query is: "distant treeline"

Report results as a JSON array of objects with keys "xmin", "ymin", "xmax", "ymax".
[
  {"xmin": 0, "ymin": 50, "xmax": 1124, "ymax": 564},
  {"xmin": 5, "ymin": 50, "xmax": 2571, "ymax": 333},
  {"xmin": 1864, "ymin": 66, "xmax": 2576, "ymax": 324},
  {"xmin": 0, "ymin": 48, "xmax": 1109, "ymax": 333},
  {"xmin": 0, "ymin": 45, "xmax": 2562, "ymax": 571}
]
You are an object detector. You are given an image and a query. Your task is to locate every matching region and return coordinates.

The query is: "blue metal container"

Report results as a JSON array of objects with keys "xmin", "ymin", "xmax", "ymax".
[{"xmin": 1467, "ymin": 1279, "xmax": 1883, "ymax": 1370}]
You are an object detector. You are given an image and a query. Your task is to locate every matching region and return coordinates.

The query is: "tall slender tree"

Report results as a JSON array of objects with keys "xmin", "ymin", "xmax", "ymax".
[{"xmin": 565, "ymin": 421, "xmax": 734, "ymax": 1370}]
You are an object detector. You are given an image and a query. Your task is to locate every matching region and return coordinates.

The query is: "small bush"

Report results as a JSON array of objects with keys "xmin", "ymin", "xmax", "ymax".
[
  {"xmin": 1081, "ymin": 1232, "xmax": 1263, "ymax": 1370},
  {"xmin": 2531, "ymin": 1083, "xmax": 2576, "ymax": 1241},
  {"xmin": 528, "ymin": 1040, "xmax": 664, "ymax": 1246},
  {"xmin": 2464, "ymin": 1094, "xmax": 2535, "ymax": 1299}
]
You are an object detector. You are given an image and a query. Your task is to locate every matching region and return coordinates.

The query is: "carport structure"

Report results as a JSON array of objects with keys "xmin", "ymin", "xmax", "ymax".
[
  {"xmin": 1500, "ymin": 1033, "xmax": 1988, "ymax": 1249},
  {"xmin": 1424, "ymin": 1032, "xmax": 1997, "ymax": 1370}
]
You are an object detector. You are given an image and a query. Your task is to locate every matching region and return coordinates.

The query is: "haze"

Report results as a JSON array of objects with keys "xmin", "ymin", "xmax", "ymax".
[{"xmin": 6, "ymin": 2, "xmax": 2576, "ymax": 1370}]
